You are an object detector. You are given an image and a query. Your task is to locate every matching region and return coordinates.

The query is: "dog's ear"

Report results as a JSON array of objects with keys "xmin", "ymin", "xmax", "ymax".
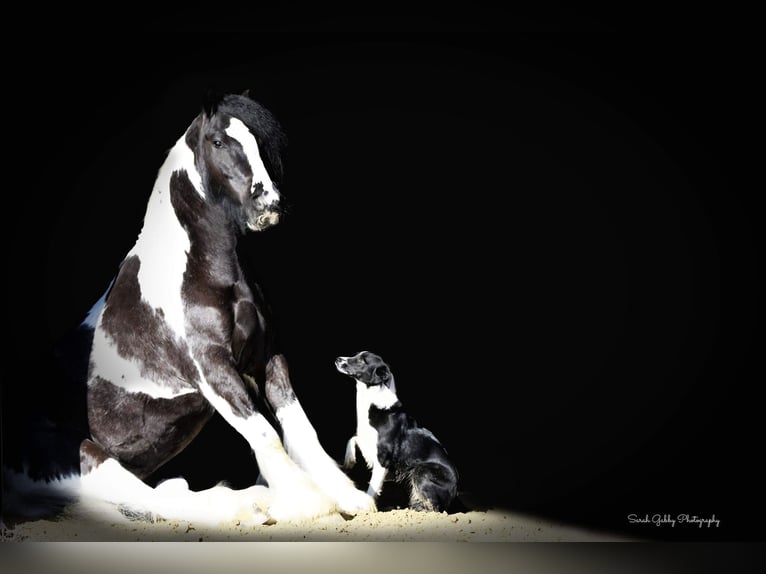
[{"xmin": 374, "ymin": 365, "xmax": 390, "ymax": 383}]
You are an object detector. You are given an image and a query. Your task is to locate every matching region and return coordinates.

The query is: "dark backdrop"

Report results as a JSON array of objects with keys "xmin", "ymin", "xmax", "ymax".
[{"xmin": 3, "ymin": 18, "xmax": 761, "ymax": 541}]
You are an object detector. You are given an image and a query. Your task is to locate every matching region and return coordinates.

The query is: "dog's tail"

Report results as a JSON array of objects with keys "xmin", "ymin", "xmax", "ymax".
[{"xmin": 405, "ymin": 461, "xmax": 459, "ymax": 513}]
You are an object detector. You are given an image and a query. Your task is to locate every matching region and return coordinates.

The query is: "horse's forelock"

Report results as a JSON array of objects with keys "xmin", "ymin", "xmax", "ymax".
[
  {"xmin": 202, "ymin": 89, "xmax": 225, "ymax": 119},
  {"xmin": 195, "ymin": 92, "xmax": 287, "ymax": 184},
  {"xmin": 217, "ymin": 94, "xmax": 288, "ymax": 183}
]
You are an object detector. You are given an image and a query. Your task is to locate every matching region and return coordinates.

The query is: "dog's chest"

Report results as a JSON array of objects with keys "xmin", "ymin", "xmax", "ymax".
[
  {"xmin": 354, "ymin": 382, "xmax": 398, "ymax": 468},
  {"xmin": 355, "ymin": 394, "xmax": 379, "ymax": 468}
]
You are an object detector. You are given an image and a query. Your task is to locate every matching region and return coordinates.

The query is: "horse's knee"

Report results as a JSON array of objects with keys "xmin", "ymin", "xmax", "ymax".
[{"xmin": 265, "ymin": 354, "xmax": 297, "ymax": 409}]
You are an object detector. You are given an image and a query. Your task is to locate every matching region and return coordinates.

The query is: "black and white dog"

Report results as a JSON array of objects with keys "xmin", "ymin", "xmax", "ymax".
[
  {"xmin": 3, "ymin": 93, "xmax": 375, "ymax": 526},
  {"xmin": 335, "ymin": 351, "xmax": 458, "ymax": 512}
]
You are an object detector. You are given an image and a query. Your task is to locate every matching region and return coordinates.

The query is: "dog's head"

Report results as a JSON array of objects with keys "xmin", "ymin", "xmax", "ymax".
[{"xmin": 335, "ymin": 351, "xmax": 393, "ymax": 388}]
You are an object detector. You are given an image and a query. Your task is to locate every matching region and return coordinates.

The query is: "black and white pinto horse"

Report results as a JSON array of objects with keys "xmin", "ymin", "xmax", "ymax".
[{"xmin": 5, "ymin": 93, "xmax": 375, "ymax": 526}]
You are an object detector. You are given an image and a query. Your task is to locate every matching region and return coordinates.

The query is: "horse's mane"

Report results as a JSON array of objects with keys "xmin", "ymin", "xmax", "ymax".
[{"xmin": 204, "ymin": 92, "xmax": 288, "ymax": 183}]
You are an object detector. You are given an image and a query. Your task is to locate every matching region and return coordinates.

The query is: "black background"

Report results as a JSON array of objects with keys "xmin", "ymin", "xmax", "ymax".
[{"xmin": 3, "ymin": 9, "xmax": 762, "ymax": 542}]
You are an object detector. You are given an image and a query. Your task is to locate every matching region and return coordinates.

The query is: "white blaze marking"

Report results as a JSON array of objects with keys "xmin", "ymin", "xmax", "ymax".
[
  {"xmin": 225, "ymin": 118, "xmax": 279, "ymax": 207},
  {"xmin": 127, "ymin": 131, "xmax": 200, "ymax": 340}
]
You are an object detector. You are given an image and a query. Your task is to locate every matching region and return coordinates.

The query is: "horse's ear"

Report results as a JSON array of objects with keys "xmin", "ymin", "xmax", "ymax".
[{"xmin": 202, "ymin": 89, "xmax": 223, "ymax": 118}]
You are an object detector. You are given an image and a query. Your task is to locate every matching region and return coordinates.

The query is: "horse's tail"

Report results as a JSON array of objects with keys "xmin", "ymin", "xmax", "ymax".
[
  {"xmin": 2, "ymin": 296, "xmax": 103, "ymax": 524},
  {"xmin": 5, "ymin": 319, "xmax": 95, "ymax": 478},
  {"xmin": 1, "ymin": 400, "xmax": 87, "ymax": 522},
  {"xmin": 1, "ymin": 467, "xmax": 81, "ymax": 522},
  {"xmin": 54, "ymin": 276, "xmax": 112, "ymax": 393}
]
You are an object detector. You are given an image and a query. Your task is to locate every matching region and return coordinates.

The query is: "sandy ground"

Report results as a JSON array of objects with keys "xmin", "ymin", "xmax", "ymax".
[
  {"xmin": 0, "ymin": 502, "xmax": 653, "ymax": 574},
  {"xmin": 2, "ymin": 505, "xmax": 635, "ymax": 542}
]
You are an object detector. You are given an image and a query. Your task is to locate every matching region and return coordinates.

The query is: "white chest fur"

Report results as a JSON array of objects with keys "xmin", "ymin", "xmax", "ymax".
[{"xmin": 354, "ymin": 381, "xmax": 398, "ymax": 468}]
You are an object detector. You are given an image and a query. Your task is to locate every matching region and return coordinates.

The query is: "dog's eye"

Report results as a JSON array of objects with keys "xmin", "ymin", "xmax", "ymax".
[{"xmin": 213, "ymin": 140, "xmax": 223, "ymax": 149}]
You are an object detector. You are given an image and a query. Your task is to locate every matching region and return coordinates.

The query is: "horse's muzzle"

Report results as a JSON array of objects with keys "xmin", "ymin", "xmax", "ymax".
[{"xmin": 247, "ymin": 209, "xmax": 281, "ymax": 232}]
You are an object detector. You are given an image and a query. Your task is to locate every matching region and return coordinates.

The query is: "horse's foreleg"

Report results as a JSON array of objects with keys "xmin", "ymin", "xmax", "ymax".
[
  {"xmin": 264, "ymin": 354, "xmax": 376, "ymax": 514},
  {"xmin": 192, "ymin": 356, "xmax": 337, "ymax": 522}
]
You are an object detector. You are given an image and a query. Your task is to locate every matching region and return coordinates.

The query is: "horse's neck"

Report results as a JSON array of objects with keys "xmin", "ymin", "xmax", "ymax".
[
  {"xmin": 128, "ymin": 135, "xmax": 238, "ymax": 279},
  {"xmin": 131, "ymin": 137, "xmax": 192, "ymax": 245},
  {"xmin": 128, "ymin": 153, "xmax": 185, "ymax": 269}
]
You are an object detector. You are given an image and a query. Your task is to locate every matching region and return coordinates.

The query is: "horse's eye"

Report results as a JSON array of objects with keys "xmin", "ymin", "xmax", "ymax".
[{"xmin": 213, "ymin": 140, "xmax": 223, "ymax": 149}]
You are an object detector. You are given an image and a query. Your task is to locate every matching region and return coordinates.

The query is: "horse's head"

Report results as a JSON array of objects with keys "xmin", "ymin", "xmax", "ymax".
[{"xmin": 188, "ymin": 92, "xmax": 287, "ymax": 233}]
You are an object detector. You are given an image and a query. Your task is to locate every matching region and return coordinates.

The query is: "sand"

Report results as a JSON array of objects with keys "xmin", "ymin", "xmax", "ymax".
[
  {"xmin": 2, "ymin": 505, "xmax": 634, "ymax": 542},
  {"xmin": 1, "ymin": 503, "xmax": 649, "ymax": 574}
]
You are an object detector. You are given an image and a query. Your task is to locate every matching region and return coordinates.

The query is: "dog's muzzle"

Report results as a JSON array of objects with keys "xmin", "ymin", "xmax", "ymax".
[{"xmin": 335, "ymin": 357, "xmax": 350, "ymax": 374}]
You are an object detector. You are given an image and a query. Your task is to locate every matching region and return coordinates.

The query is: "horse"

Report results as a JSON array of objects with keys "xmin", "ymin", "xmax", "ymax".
[{"xmin": 3, "ymin": 92, "xmax": 375, "ymax": 527}]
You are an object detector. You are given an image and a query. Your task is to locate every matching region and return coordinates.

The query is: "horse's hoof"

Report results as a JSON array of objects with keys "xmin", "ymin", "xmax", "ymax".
[
  {"xmin": 266, "ymin": 479, "xmax": 337, "ymax": 523},
  {"xmin": 334, "ymin": 486, "xmax": 377, "ymax": 515}
]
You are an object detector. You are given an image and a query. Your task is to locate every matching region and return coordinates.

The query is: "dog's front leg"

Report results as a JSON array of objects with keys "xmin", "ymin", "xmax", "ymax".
[
  {"xmin": 193, "ymin": 352, "xmax": 336, "ymax": 522},
  {"xmin": 367, "ymin": 463, "xmax": 387, "ymax": 498},
  {"xmin": 264, "ymin": 354, "xmax": 376, "ymax": 514},
  {"xmin": 343, "ymin": 436, "xmax": 358, "ymax": 469}
]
